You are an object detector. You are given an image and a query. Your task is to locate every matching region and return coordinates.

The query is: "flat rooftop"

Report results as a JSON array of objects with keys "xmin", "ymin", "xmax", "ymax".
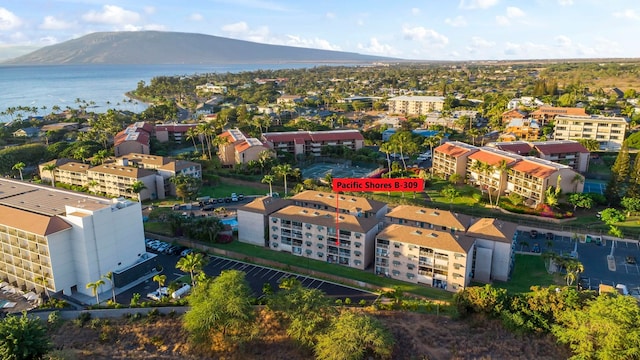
[{"xmin": 0, "ymin": 179, "xmax": 112, "ymax": 217}]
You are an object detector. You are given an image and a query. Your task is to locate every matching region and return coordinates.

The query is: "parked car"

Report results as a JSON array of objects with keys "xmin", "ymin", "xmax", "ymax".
[
  {"xmin": 626, "ymin": 256, "xmax": 637, "ymax": 265},
  {"xmin": 238, "ymin": 194, "xmax": 245, "ymax": 201},
  {"xmin": 180, "ymin": 248, "xmax": 194, "ymax": 257},
  {"xmin": 147, "ymin": 287, "xmax": 169, "ymax": 301},
  {"xmin": 202, "ymin": 204, "xmax": 215, "ymax": 211},
  {"xmin": 532, "ymin": 243, "xmax": 540, "ymax": 253},
  {"xmin": 231, "ymin": 193, "xmax": 238, "ymax": 202},
  {"xmin": 530, "ymin": 230, "xmax": 538, "ymax": 238}
]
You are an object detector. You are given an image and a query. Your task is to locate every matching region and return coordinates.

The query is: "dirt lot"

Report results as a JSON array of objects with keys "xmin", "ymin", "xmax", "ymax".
[{"xmin": 47, "ymin": 309, "xmax": 570, "ymax": 360}]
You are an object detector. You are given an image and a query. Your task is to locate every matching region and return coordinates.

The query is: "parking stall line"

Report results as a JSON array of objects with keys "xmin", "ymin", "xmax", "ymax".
[
  {"xmin": 268, "ymin": 271, "xmax": 280, "ymax": 281},
  {"xmin": 209, "ymin": 257, "xmax": 226, "ymax": 266},
  {"xmin": 315, "ymin": 281, "xmax": 325, "ymax": 289},
  {"xmin": 244, "ymin": 266, "xmax": 260, "ymax": 276},
  {"xmin": 255, "ymin": 268, "xmax": 269, "ymax": 278},
  {"xmin": 260, "ymin": 269, "xmax": 273, "ymax": 279}
]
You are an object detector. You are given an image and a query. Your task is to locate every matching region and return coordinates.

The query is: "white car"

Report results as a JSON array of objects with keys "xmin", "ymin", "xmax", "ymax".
[
  {"xmin": 147, "ymin": 287, "xmax": 169, "ymax": 301},
  {"xmin": 180, "ymin": 248, "xmax": 194, "ymax": 257}
]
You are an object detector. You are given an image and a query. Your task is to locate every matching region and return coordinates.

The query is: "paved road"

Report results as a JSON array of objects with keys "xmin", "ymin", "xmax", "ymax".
[
  {"xmin": 515, "ymin": 230, "xmax": 640, "ymax": 294},
  {"xmin": 116, "ymin": 249, "xmax": 379, "ymax": 305}
]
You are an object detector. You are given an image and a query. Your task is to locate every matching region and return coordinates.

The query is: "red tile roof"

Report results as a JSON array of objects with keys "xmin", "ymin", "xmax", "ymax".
[
  {"xmin": 510, "ymin": 159, "xmax": 557, "ymax": 178},
  {"xmin": 533, "ymin": 142, "xmax": 589, "ymax": 155},
  {"xmin": 468, "ymin": 149, "xmax": 518, "ymax": 166},
  {"xmin": 262, "ymin": 130, "xmax": 363, "ymax": 143},
  {"xmin": 530, "ymin": 107, "xmax": 587, "ymax": 117},
  {"xmin": 434, "ymin": 143, "xmax": 477, "ymax": 158},
  {"xmin": 114, "ymin": 130, "xmax": 150, "ymax": 146}
]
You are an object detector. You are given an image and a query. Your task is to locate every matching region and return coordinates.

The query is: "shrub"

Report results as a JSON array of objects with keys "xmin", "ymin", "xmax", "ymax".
[{"xmin": 47, "ymin": 311, "xmax": 61, "ymax": 327}]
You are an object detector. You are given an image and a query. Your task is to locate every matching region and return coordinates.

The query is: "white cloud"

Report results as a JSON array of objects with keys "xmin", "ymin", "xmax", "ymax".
[
  {"xmin": 221, "ymin": 21, "xmax": 340, "ymax": 50},
  {"xmin": 213, "ymin": 0, "xmax": 291, "ymax": 12},
  {"xmin": 39, "ymin": 16, "xmax": 73, "ymax": 30},
  {"xmin": 558, "ymin": 0, "xmax": 573, "ymax": 6},
  {"xmin": 411, "ymin": 8, "xmax": 421, "ymax": 15},
  {"xmin": 445, "ymin": 16, "xmax": 467, "ymax": 27},
  {"xmin": 357, "ymin": 37, "xmax": 399, "ymax": 55},
  {"xmin": 555, "ymin": 35, "xmax": 572, "ymax": 47},
  {"xmin": 613, "ymin": 9, "xmax": 640, "ymax": 20},
  {"xmin": 0, "ymin": 7, "xmax": 22, "ymax": 30},
  {"xmin": 82, "ymin": 5, "xmax": 141, "ymax": 25},
  {"xmin": 466, "ymin": 36, "xmax": 495, "ymax": 54},
  {"xmin": 190, "ymin": 13, "xmax": 204, "ymax": 21},
  {"xmin": 459, "ymin": 0, "xmax": 499, "ymax": 10},
  {"xmin": 402, "ymin": 25, "xmax": 449, "ymax": 47},
  {"xmin": 326, "ymin": 12, "xmax": 336, "ymax": 19},
  {"xmin": 222, "ymin": 21, "xmax": 250, "ymax": 34},
  {"xmin": 143, "ymin": 6, "xmax": 156, "ymax": 15},
  {"xmin": 496, "ymin": 15, "xmax": 509, "ymax": 26},
  {"xmin": 283, "ymin": 35, "xmax": 341, "ymax": 51},
  {"xmin": 506, "ymin": 7, "xmax": 525, "ymax": 18}
]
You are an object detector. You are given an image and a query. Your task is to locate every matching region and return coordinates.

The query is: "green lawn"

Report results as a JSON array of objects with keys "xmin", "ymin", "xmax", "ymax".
[
  {"xmin": 495, "ymin": 254, "xmax": 560, "ymax": 294},
  {"xmin": 144, "ymin": 222, "xmax": 173, "ymax": 236},
  {"xmin": 198, "ymin": 180, "xmax": 267, "ymax": 198}
]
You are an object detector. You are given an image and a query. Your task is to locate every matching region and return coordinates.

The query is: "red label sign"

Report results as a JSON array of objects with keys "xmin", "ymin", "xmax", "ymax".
[{"xmin": 332, "ymin": 178, "xmax": 424, "ymax": 192}]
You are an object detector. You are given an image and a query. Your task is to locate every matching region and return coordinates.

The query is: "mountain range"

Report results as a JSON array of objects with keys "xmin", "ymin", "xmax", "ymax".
[{"xmin": 2, "ymin": 31, "xmax": 395, "ymax": 65}]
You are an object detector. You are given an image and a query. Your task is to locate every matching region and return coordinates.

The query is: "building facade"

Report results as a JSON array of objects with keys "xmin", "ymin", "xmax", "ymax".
[
  {"xmin": 387, "ymin": 96, "xmax": 445, "ymax": 116},
  {"xmin": 261, "ymin": 130, "xmax": 364, "ymax": 158},
  {"xmin": 432, "ymin": 141, "xmax": 479, "ymax": 179},
  {"xmin": 0, "ymin": 179, "xmax": 154, "ymax": 300},
  {"xmin": 218, "ymin": 128, "xmax": 271, "ymax": 166},
  {"xmin": 487, "ymin": 140, "xmax": 591, "ymax": 173},
  {"xmin": 553, "ymin": 115, "xmax": 628, "ymax": 151}
]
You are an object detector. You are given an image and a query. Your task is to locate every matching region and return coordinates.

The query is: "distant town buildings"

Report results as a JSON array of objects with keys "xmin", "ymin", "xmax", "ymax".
[{"xmin": 387, "ymin": 96, "xmax": 445, "ymax": 116}]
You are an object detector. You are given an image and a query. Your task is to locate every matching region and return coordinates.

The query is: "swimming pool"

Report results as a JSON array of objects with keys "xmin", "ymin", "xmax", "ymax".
[
  {"xmin": 583, "ymin": 179, "xmax": 606, "ymax": 195},
  {"xmin": 220, "ymin": 217, "xmax": 238, "ymax": 231}
]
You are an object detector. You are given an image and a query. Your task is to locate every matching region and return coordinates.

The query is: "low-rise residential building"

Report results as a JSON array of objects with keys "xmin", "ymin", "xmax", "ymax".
[
  {"xmin": 114, "ymin": 122, "xmax": 153, "ymax": 157},
  {"xmin": 218, "ymin": 128, "xmax": 272, "ymax": 166},
  {"xmin": 154, "ymin": 124, "xmax": 198, "ymax": 143},
  {"xmin": 506, "ymin": 157, "xmax": 583, "ymax": 206},
  {"xmin": 268, "ymin": 205, "xmax": 380, "ymax": 270},
  {"xmin": 467, "ymin": 148, "xmax": 522, "ymax": 197},
  {"xmin": 0, "ymin": 179, "xmax": 155, "ymax": 301},
  {"xmin": 432, "ymin": 141, "xmax": 479, "ymax": 179},
  {"xmin": 290, "ymin": 190, "xmax": 388, "ymax": 220},
  {"xmin": 86, "ymin": 164, "xmax": 158, "ymax": 201},
  {"xmin": 387, "ymin": 96, "xmax": 445, "ymax": 116},
  {"xmin": 277, "ymin": 95, "xmax": 304, "ymax": 106},
  {"xmin": 502, "ymin": 118, "xmax": 540, "ymax": 140},
  {"xmin": 553, "ymin": 115, "xmax": 628, "ymax": 151},
  {"xmin": 261, "ymin": 130, "xmax": 364, "ymax": 158},
  {"xmin": 529, "ymin": 106, "xmax": 587, "ymax": 124},
  {"xmin": 465, "ymin": 218, "xmax": 518, "ymax": 282},
  {"xmin": 13, "ymin": 127, "xmax": 40, "ymax": 138}
]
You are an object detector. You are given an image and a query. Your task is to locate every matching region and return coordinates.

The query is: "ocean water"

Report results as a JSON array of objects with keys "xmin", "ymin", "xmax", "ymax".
[{"xmin": 0, "ymin": 63, "xmax": 332, "ymax": 122}]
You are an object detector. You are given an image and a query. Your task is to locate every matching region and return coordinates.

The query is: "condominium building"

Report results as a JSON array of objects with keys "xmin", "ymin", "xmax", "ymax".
[
  {"xmin": 289, "ymin": 190, "xmax": 388, "ymax": 220},
  {"xmin": 114, "ymin": 122, "xmax": 153, "ymax": 157},
  {"xmin": 387, "ymin": 96, "xmax": 445, "ymax": 116},
  {"xmin": 0, "ymin": 179, "xmax": 155, "ymax": 300},
  {"xmin": 553, "ymin": 115, "xmax": 628, "ymax": 151},
  {"xmin": 467, "ymin": 148, "xmax": 522, "ymax": 197},
  {"xmin": 506, "ymin": 157, "xmax": 583, "ymax": 206},
  {"xmin": 432, "ymin": 141, "xmax": 479, "ymax": 179},
  {"xmin": 268, "ymin": 205, "xmax": 380, "ymax": 270},
  {"xmin": 237, "ymin": 196, "xmax": 292, "ymax": 247},
  {"xmin": 261, "ymin": 130, "xmax": 364, "ymax": 158},
  {"xmin": 374, "ymin": 224, "xmax": 475, "ymax": 292},
  {"xmin": 529, "ymin": 106, "xmax": 587, "ymax": 123},
  {"xmin": 154, "ymin": 124, "xmax": 198, "ymax": 143},
  {"xmin": 86, "ymin": 164, "xmax": 159, "ymax": 201},
  {"xmin": 218, "ymin": 128, "xmax": 272, "ymax": 166},
  {"xmin": 375, "ymin": 205, "xmax": 518, "ymax": 291},
  {"xmin": 488, "ymin": 140, "xmax": 590, "ymax": 173}
]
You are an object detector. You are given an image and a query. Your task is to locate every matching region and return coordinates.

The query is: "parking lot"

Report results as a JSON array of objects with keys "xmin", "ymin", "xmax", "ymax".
[
  {"xmin": 515, "ymin": 229, "xmax": 640, "ymax": 295},
  {"xmin": 116, "ymin": 245, "xmax": 379, "ymax": 305}
]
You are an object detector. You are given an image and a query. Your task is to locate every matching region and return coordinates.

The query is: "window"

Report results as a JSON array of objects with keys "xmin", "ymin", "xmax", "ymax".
[
  {"xmin": 392, "ymin": 260, "xmax": 401, "ymax": 266},
  {"xmin": 355, "ymin": 242, "xmax": 362, "ymax": 248},
  {"xmin": 305, "ymin": 249, "xmax": 313, "ymax": 255},
  {"xmin": 394, "ymin": 242, "xmax": 402, "ymax": 248},
  {"xmin": 393, "ymin": 251, "xmax": 401, "ymax": 257},
  {"xmin": 317, "ymin": 225, "xmax": 324, "ymax": 231},
  {"xmin": 271, "ymin": 226, "xmax": 278, "ymax": 231},
  {"xmin": 392, "ymin": 270, "xmax": 400, "ymax": 276},
  {"xmin": 305, "ymin": 233, "xmax": 312, "ymax": 238},
  {"xmin": 317, "ymin": 252, "xmax": 324, "ymax": 258},
  {"xmin": 407, "ymin": 264, "xmax": 415, "ymax": 270},
  {"xmin": 271, "ymin": 218, "xmax": 278, "ymax": 223},
  {"xmin": 354, "ymin": 251, "xmax": 362, "ymax": 257},
  {"xmin": 355, "ymin": 233, "xmax": 362, "ymax": 239},
  {"xmin": 354, "ymin": 260, "xmax": 362, "ymax": 266},
  {"xmin": 305, "ymin": 224, "xmax": 312, "ymax": 229},
  {"xmin": 407, "ymin": 273, "xmax": 415, "ymax": 279},
  {"xmin": 305, "ymin": 241, "xmax": 312, "ymax": 246},
  {"xmin": 272, "ymin": 242, "xmax": 279, "ymax": 248},
  {"xmin": 317, "ymin": 235, "xmax": 324, "ymax": 240},
  {"xmin": 272, "ymin": 234, "xmax": 278, "ymax": 240},
  {"xmin": 317, "ymin": 243, "xmax": 324, "ymax": 249}
]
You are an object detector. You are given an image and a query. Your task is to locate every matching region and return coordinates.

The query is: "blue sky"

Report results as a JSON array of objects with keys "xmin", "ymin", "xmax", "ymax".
[{"xmin": 1, "ymin": 0, "xmax": 639, "ymax": 61}]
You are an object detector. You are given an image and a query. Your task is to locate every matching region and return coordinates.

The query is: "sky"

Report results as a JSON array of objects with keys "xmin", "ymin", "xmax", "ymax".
[{"xmin": 1, "ymin": 0, "xmax": 640, "ymax": 62}]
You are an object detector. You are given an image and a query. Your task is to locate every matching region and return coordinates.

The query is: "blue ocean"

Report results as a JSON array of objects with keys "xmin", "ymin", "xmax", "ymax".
[{"xmin": 0, "ymin": 63, "xmax": 330, "ymax": 122}]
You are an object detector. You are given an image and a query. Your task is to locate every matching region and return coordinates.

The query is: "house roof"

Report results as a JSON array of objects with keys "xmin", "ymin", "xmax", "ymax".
[
  {"xmin": 532, "ymin": 141, "xmax": 590, "ymax": 155},
  {"xmin": 15, "ymin": 127, "xmax": 40, "ymax": 135},
  {"xmin": 487, "ymin": 141, "xmax": 533, "ymax": 155},
  {"xmin": 466, "ymin": 218, "xmax": 517, "ymax": 244},
  {"xmin": 501, "ymin": 109, "xmax": 528, "ymax": 117},
  {"xmin": 377, "ymin": 224, "xmax": 475, "ymax": 253},
  {"xmin": 158, "ymin": 160, "xmax": 200, "ymax": 172},
  {"xmin": 261, "ymin": 130, "xmax": 364, "ymax": 144},
  {"xmin": 386, "ymin": 205, "xmax": 472, "ymax": 231},
  {"xmin": 434, "ymin": 141, "xmax": 478, "ymax": 158},
  {"xmin": 505, "ymin": 118, "xmax": 539, "ymax": 128},
  {"xmin": 290, "ymin": 190, "xmax": 386, "ymax": 214},
  {"xmin": 468, "ymin": 148, "xmax": 520, "ymax": 166},
  {"xmin": 530, "ymin": 106, "xmax": 587, "ymax": 117},
  {"xmin": 114, "ymin": 129, "xmax": 150, "ymax": 147},
  {"xmin": 87, "ymin": 164, "xmax": 155, "ymax": 178},
  {"xmin": 219, "ymin": 128, "xmax": 248, "ymax": 143},
  {"xmin": 122, "ymin": 153, "xmax": 169, "ymax": 167},
  {"xmin": 57, "ymin": 161, "xmax": 90, "ymax": 173},
  {"xmin": 510, "ymin": 159, "xmax": 557, "ymax": 178},
  {"xmin": 234, "ymin": 138, "xmax": 267, "ymax": 153},
  {"xmin": 271, "ymin": 205, "xmax": 379, "ymax": 233},
  {"xmin": 238, "ymin": 196, "xmax": 292, "ymax": 215}
]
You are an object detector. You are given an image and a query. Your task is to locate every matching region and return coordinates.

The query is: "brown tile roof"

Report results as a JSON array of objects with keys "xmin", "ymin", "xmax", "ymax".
[
  {"xmin": 377, "ymin": 224, "xmax": 474, "ymax": 253},
  {"xmin": 468, "ymin": 149, "xmax": 519, "ymax": 166},
  {"xmin": 158, "ymin": 160, "xmax": 200, "ymax": 172},
  {"xmin": 271, "ymin": 205, "xmax": 379, "ymax": 233},
  {"xmin": 510, "ymin": 159, "xmax": 557, "ymax": 178},
  {"xmin": 386, "ymin": 205, "xmax": 472, "ymax": 231},
  {"xmin": 466, "ymin": 218, "xmax": 517, "ymax": 244},
  {"xmin": 530, "ymin": 106, "xmax": 587, "ymax": 117},
  {"xmin": 290, "ymin": 190, "xmax": 386, "ymax": 214},
  {"xmin": 532, "ymin": 141, "xmax": 590, "ymax": 155},
  {"xmin": 238, "ymin": 196, "xmax": 292, "ymax": 215},
  {"xmin": 434, "ymin": 142, "xmax": 478, "ymax": 158},
  {"xmin": 0, "ymin": 205, "xmax": 71, "ymax": 236},
  {"xmin": 57, "ymin": 161, "xmax": 90, "ymax": 173},
  {"xmin": 261, "ymin": 130, "xmax": 363, "ymax": 143},
  {"xmin": 122, "ymin": 153, "xmax": 168, "ymax": 166},
  {"xmin": 88, "ymin": 164, "xmax": 155, "ymax": 178},
  {"xmin": 488, "ymin": 142, "xmax": 533, "ymax": 155}
]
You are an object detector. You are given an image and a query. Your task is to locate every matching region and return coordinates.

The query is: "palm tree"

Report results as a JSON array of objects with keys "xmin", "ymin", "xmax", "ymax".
[
  {"xmin": 272, "ymin": 163, "xmax": 293, "ymax": 197},
  {"xmin": 262, "ymin": 174, "xmax": 275, "ymax": 196},
  {"xmin": 101, "ymin": 272, "xmax": 116, "ymax": 303},
  {"xmin": 565, "ymin": 260, "xmax": 584, "ymax": 286},
  {"xmin": 12, "ymin": 162, "xmax": 25, "ymax": 181},
  {"xmin": 176, "ymin": 252, "xmax": 206, "ymax": 287},
  {"xmin": 379, "ymin": 142, "xmax": 393, "ymax": 172},
  {"xmin": 129, "ymin": 180, "xmax": 147, "ymax": 202},
  {"xmin": 185, "ymin": 127, "xmax": 199, "ymax": 150},
  {"xmin": 42, "ymin": 163, "xmax": 58, "ymax": 187},
  {"xmin": 86, "ymin": 279, "xmax": 105, "ymax": 305},
  {"xmin": 494, "ymin": 159, "xmax": 510, "ymax": 206},
  {"xmin": 153, "ymin": 274, "xmax": 167, "ymax": 293},
  {"xmin": 92, "ymin": 149, "xmax": 109, "ymax": 165},
  {"xmin": 572, "ymin": 174, "xmax": 585, "ymax": 193}
]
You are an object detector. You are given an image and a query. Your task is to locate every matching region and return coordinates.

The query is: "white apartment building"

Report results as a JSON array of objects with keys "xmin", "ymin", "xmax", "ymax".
[
  {"xmin": 268, "ymin": 205, "xmax": 380, "ymax": 270},
  {"xmin": 237, "ymin": 196, "xmax": 291, "ymax": 247},
  {"xmin": 432, "ymin": 141, "xmax": 479, "ymax": 179},
  {"xmin": 387, "ymin": 96, "xmax": 445, "ymax": 116},
  {"xmin": 553, "ymin": 115, "xmax": 628, "ymax": 151},
  {"xmin": 0, "ymin": 179, "xmax": 154, "ymax": 301}
]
